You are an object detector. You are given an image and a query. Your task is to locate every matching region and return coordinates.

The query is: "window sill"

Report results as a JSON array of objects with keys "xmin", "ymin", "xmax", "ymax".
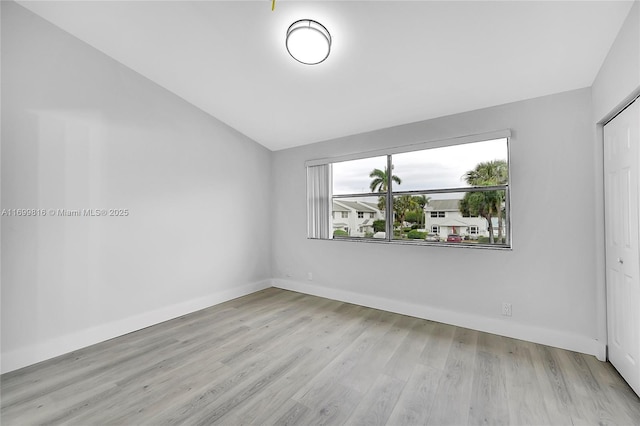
[{"xmin": 311, "ymin": 236, "xmax": 512, "ymax": 250}]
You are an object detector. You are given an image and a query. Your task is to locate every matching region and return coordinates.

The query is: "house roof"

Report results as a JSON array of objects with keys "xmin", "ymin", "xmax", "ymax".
[
  {"xmin": 334, "ymin": 200, "xmax": 379, "ymax": 213},
  {"xmin": 332, "ymin": 202, "xmax": 349, "ymax": 212},
  {"xmin": 361, "ymin": 202, "xmax": 381, "ymax": 211},
  {"xmin": 426, "ymin": 199, "xmax": 461, "ymax": 211}
]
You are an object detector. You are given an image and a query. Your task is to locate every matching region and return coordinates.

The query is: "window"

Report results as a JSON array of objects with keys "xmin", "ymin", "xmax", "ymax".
[
  {"xmin": 341, "ymin": 212, "xmax": 348, "ymax": 218},
  {"xmin": 307, "ymin": 131, "xmax": 511, "ymax": 248}
]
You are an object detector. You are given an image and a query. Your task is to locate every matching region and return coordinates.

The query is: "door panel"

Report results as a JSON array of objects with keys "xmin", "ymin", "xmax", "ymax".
[{"xmin": 604, "ymin": 98, "xmax": 640, "ymax": 396}]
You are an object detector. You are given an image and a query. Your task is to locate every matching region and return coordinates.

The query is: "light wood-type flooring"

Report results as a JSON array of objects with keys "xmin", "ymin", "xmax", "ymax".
[{"xmin": 2, "ymin": 288, "xmax": 640, "ymax": 425}]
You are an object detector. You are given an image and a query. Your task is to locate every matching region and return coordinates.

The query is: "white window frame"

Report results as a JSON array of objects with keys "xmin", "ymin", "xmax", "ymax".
[{"xmin": 307, "ymin": 130, "xmax": 512, "ymax": 249}]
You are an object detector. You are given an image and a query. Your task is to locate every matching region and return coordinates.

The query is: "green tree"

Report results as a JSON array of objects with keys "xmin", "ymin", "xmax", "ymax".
[
  {"xmin": 373, "ymin": 219, "xmax": 385, "ymax": 233},
  {"xmin": 370, "ymin": 167, "xmax": 401, "ymax": 211},
  {"xmin": 412, "ymin": 195, "xmax": 430, "ymax": 227},
  {"xmin": 393, "ymin": 195, "xmax": 419, "ymax": 229},
  {"xmin": 407, "ymin": 229, "xmax": 427, "ymax": 239},
  {"xmin": 405, "ymin": 210, "xmax": 422, "ymax": 224},
  {"xmin": 460, "ymin": 160, "xmax": 508, "ymax": 243}
]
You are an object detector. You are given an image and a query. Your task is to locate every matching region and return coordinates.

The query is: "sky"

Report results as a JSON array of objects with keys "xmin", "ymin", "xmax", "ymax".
[{"xmin": 332, "ymin": 138, "xmax": 508, "ymax": 199}]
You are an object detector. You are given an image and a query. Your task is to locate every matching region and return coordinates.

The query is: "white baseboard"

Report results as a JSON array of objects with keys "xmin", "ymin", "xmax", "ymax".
[
  {"xmin": 2, "ymin": 277, "xmax": 606, "ymax": 374},
  {"xmin": 1, "ymin": 280, "xmax": 272, "ymax": 374},
  {"xmin": 273, "ymin": 278, "xmax": 606, "ymax": 360}
]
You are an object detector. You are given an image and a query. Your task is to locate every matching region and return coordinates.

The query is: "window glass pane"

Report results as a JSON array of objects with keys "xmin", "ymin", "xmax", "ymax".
[
  {"xmin": 332, "ymin": 196, "xmax": 386, "ymax": 239},
  {"xmin": 392, "ymin": 138, "xmax": 508, "ymax": 191},
  {"xmin": 332, "ymin": 156, "xmax": 388, "ymax": 195}
]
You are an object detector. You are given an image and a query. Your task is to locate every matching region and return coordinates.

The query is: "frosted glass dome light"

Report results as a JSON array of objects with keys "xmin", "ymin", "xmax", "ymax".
[{"xmin": 286, "ymin": 19, "xmax": 331, "ymax": 65}]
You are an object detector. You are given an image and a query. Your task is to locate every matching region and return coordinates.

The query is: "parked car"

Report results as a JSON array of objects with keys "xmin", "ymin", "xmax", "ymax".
[
  {"xmin": 446, "ymin": 234, "xmax": 463, "ymax": 242},
  {"xmin": 425, "ymin": 233, "xmax": 440, "ymax": 242}
]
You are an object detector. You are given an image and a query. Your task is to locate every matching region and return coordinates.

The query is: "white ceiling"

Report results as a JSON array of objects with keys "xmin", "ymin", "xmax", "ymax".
[{"xmin": 17, "ymin": 1, "xmax": 634, "ymax": 151}]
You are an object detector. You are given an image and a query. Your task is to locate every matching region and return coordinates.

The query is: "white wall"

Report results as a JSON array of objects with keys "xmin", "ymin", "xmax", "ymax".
[
  {"xmin": 272, "ymin": 88, "xmax": 603, "ymax": 357},
  {"xmin": 592, "ymin": 0, "xmax": 640, "ymax": 122},
  {"xmin": 1, "ymin": 2, "xmax": 272, "ymax": 373}
]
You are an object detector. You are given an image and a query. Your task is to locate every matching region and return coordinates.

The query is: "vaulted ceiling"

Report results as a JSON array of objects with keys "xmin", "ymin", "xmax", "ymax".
[{"xmin": 17, "ymin": 1, "xmax": 634, "ymax": 150}]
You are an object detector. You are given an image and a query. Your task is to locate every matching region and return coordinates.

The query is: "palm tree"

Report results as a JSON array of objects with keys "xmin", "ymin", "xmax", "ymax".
[
  {"xmin": 463, "ymin": 160, "xmax": 508, "ymax": 187},
  {"xmin": 414, "ymin": 195, "xmax": 430, "ymax": 210},
  {"xmin": 369, "ymin": 167, "xmax": 401, "ymax": 192},
  {"xmin": 461, "ymin": 160, "xmax": 508, "ymax": 242},
  {"xmin": 459, "ymin": 192, "xmax": 497, "ymax": 242},
  {"xmin": 416, "ymin": 195, "xmax": 431, "ymax": 228},
  {"xmin": 369, "ymin": 167, "xmax": 401, "ymax": 211}
]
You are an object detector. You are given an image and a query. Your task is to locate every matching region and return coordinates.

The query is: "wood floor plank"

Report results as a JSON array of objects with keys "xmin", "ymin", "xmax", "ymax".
[
  {"xmin": 144, "ymin": 353, "xmax": 274, "ymax": 425},
  {"xmin": 339, "ymin": 313, "xmax": 413, "ymax": 394},
  {"xmin": 386, "ymin": 363, "xmax": 443, "ymax": 425},
  {"xmin": 101, "ymin": 360, "xmax": 229, "ymax": 425},
  {"xmin": 418, "ymin": 320, "xmax": 455, "ymax": 370},
  {"xmin": 343, "ymin": 374, "xmax": 405, "ymax": 426},
  {"xmin": 426, "ymin": 327, "xmax": 479, "ymax": 426},
  {"xmin": 384, "ymin": 317, "xmax": 433, "ymax": 381},
  {"xmin": 294, "ymin": 382, "xmax": 363, "ymax": 426},
  {"xmin": 290, "ymin": 308, "xmax": 387, "ymax": 403},
  {"xmin": 527, "ymin": 342, "xmax": 575, "ymax": 425},
  {"xmin": 268, "ymin": 400, "xmax": 310, "ymax": 426},
  {"xmin": 2, "ymin": 288, "xmax": 640, "ymax": 426},
  {"xmin": 498, "ymin": 337, "xmax": 553, "ymax": 426},
  {"xmin": 468, "ymin": 350, "xmax": 510, "ymax": 425},
  {"xmin": 62, "ymin": 323, "xmax": 254, "ymax": 424},
  {"xmin": 191, "ymin": 347, "xmax": 313, "ymax": 426},
  {"xmin": 0, "ymin": 380, "xmax": 117, "ymax": 425},
  {"xmin": 214, "ymin": 302, "xmax": 375, "ymax": 425},
  {"xmin": 583, "ymin": 354, "xmax": 640, "ymax": 425},
  {"xmin": 1, "ymin": 335, "xmax": 177, "ymax": 411},
  {"xmin": 556, "ymin": 350, "xmax": 618, "ymax": 425},
  {"xmin": 218, "ymin": 296, "xmax": 337, "ymax": 367}
]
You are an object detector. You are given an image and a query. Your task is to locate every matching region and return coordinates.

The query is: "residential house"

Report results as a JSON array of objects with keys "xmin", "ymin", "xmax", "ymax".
[
  {"xmin": 424, "ymin": 198, "xmax": 491, "ymax": 239},
  {"xmin": 332, "ymin": 200, "xmax": 382, "ymax": 236}
]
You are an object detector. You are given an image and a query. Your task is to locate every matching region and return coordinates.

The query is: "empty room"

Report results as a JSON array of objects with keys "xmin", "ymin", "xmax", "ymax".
[{"xmin": 2, "ymin": 0, "xmax": 640, "ymax": 424}]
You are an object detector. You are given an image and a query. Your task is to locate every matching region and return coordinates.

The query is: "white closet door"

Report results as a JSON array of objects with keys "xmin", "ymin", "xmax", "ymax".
[{"xmin": 604, "ymin": 98, "xmax": 640, "ymax": 396}]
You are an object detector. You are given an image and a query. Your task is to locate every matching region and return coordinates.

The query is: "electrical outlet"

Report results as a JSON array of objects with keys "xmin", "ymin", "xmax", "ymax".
[
  {"xmin": 502, "ymin": 303, "xmax": 512, "ymax": 317},
  {"xmin": 307, "ymin": 272, "xmax": 313, "ymax": 281}
]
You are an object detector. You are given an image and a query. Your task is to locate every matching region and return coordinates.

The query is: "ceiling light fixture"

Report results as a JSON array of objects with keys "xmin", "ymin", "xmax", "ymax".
[{"xmin": 286, "ymin": 19, "xmax": 331, "ymax": 65}]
